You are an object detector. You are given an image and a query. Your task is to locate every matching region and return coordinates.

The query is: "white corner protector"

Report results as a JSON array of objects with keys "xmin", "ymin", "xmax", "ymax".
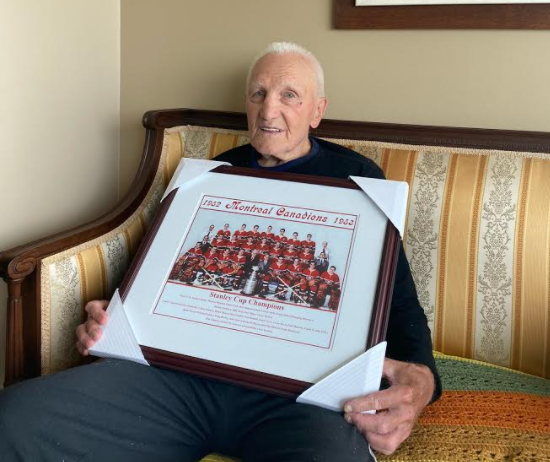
[
  {"xmin": 296, "ymin": 342, "xmax": 386, "ymax": 412},
  {"xmin": 161, "ymin": 158, "xmax": 232, "ymax": 201},
  {"xmin": 89, "ymin": 289, "xmax": 149, "ymax": 366},
  {"xmin": 349, "ymin": 177, "xmax": 409, "ymax": 239}
]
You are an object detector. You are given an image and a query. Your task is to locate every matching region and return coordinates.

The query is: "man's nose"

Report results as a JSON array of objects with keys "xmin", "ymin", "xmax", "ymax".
[{"xmin": 259, "ymin": 93, "xmax": 282, "ymax": 120}]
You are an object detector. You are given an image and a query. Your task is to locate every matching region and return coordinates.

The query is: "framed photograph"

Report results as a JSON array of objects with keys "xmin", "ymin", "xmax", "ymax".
[
  {"xmin": 356, "ymin": 0, "xmax": 549, "ymax": 5},
  {"xmin": 118, "ymin": 166, "xmax": 400, "ymax": 397},
  {"xmin": 333, "ymin": 0, "xmax": 550, "ymax": 29}
]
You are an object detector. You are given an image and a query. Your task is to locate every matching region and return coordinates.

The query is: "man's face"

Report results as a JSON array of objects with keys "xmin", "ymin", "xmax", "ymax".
[{"xmin": 246, "ymin": 53, "xmax": 327, "ymax": 162}]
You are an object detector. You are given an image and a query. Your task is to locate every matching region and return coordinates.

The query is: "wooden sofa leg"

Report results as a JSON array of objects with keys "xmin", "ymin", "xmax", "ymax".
[{"xmin": 4, "ymin": 278, "xmax": 24, "ymax": 387}]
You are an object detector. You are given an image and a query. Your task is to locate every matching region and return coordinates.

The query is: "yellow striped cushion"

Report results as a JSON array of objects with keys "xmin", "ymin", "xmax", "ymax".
[{"xmin": 40, "ymin": 125, "xmax": 550, "ymax": 380}]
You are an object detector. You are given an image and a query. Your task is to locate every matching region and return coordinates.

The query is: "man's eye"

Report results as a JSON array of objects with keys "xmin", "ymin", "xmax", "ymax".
[
  {"xmin": 283, "ymin": 91, "xmax": 296, "ymax": 99},
  {"xmin": 251, "ymin": 90, "xmax": 265, "ymax": 99}
]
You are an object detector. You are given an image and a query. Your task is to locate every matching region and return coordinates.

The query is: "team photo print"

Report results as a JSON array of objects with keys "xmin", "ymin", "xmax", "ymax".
[{"xmin": 166, "ymin": 195, "xmax": 357, "ymax": 311}]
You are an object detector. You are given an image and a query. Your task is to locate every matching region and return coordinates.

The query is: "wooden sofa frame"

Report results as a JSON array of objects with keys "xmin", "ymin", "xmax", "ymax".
[{"xmin": 2, "ymin": 108, "xmax": 550, "ymax": 388}]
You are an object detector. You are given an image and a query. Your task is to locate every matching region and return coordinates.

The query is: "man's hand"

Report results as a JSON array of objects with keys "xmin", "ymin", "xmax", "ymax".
[
  {"xmin": 75, "ymin": 300, "xmax": 109, "ymax": 356},
  {"xmin": 343, "ymin": 358, "xmax": 435, "ymax": 455}
]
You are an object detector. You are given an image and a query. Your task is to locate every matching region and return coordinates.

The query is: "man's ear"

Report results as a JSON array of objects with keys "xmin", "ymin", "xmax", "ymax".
[{"xmin": 310, "ymin": 97, "xmax": 328, "ymax": 129}]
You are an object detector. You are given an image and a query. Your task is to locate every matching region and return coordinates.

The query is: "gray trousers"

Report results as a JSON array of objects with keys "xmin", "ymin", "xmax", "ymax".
[{"xmin": 0, "ymin": 359, "xmax": 374, "ymax": 462}]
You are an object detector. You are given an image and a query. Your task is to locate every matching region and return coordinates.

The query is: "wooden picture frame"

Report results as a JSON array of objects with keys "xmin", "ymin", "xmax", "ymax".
[
  {"xmin": 333, "ymin": 0, "xmax": 550, "ymax": 29},
  {"xmin": 116, "ymin": 166, "xmax": 401, "ymax": 397}
]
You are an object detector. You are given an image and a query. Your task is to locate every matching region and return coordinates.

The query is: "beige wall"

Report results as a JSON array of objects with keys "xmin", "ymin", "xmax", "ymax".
[
  {"xmin": 120, "ymin": 0, "xmax": 550, "ymax": 193},
  {"xmin": 0, "ymin": 1, "xmax": 120, "ymax": 387}
]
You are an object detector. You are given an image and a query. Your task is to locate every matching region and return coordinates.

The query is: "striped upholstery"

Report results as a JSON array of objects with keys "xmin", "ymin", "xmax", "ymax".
[{"xmin": 40, "ymin": 126, "xmax": 550, "ymax": 380}]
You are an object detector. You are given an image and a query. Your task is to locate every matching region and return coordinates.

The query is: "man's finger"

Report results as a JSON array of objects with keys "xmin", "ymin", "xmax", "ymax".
[
  {"xmin": 85, "ymin": 318, "xmax": 103, "ymax": 342},
  {"xmin": 346, "ymin": 409, "xmax": 402, "ymax": 436},
  {"xmin": 76, "ymin": 340, "xmax": 89, "ymax": 357},
  {"xmin": 75, "ymin": 323, "xmax": 88, "ymax": 343},
  {"xmin": 344, "ymin": 387, "xmax": 399, "ymax": 413},
  {"xmin": 76, "ymin": 323, "xmax": 97, "ymax": 349},
  {"xmin": 84, "ymin": 300, "xmax": 109, "ymax": 325}
]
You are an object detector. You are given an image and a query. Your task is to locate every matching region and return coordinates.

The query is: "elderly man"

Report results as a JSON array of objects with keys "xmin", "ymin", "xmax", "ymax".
[{"xmin": 0, "ymin": 42, "xmax": 440, "ymax": 462}]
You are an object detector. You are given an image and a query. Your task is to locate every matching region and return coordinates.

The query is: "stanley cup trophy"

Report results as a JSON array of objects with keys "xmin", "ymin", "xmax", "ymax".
[{"xmin": 242, "ymin": 266, "xmax": 260, "ymax": 295}]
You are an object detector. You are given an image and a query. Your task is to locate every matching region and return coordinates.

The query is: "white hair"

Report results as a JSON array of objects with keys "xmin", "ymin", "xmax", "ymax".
[{"xmin": 246, "ymin": 42, "xmax": 325, "ymax": 97}]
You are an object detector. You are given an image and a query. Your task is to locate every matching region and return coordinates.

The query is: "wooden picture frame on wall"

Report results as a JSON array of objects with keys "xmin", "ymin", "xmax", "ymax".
[{"xmin": 333, "ymin": 0, "xmax": 550, "ymax": 29}]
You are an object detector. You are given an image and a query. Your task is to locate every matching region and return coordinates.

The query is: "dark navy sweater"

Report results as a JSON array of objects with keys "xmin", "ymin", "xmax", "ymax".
[{"xmin": 215, "ymin": 137, "xmax": 442, "ymax": 402}]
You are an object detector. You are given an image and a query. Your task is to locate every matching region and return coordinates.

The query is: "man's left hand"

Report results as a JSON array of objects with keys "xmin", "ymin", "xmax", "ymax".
[{"xmin": 343, "ymin": 358, "xmax": 435, "ymax": 455}]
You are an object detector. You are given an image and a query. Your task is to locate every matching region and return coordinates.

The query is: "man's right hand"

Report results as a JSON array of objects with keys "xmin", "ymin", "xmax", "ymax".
[{"xmin": 75, "ymin": 300, "xmax": 109, "ymax": 356}]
